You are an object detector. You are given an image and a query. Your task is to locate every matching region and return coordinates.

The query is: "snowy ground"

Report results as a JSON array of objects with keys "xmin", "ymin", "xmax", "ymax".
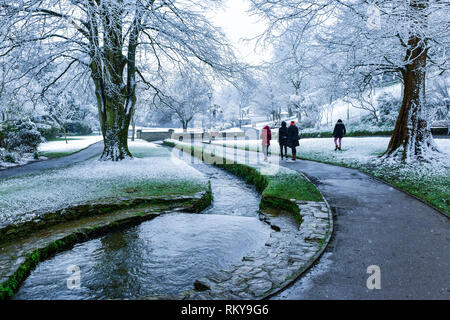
[
  {"xmin": 0, "ymin": 153, "xmax": 37, "ymax": 170},
  {"xmin": 0, "ymin": 135, "xmax": 104, "ymax": 170},
  {"xmin": 212, "ymin": 137, "xmax": 450, "ymax": 214},
  {"xmin": 0, "ymin": 140, "xmax": 208, "ymax": 228},
  {"xmin": 214, "ymin": 137, "xmax": 450, "ymax": 167},
  {"xmin": 38, "ymin": 135, "xmax": 104, "ymax": 154}
]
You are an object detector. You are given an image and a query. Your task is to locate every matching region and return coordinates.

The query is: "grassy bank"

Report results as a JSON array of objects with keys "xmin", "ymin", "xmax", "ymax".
[
  {"xmin": 0, "ymin": 140, "xmax": 209, "ymax": 228},
  {"xmin": 213, "ymin": 138, "xmax": 450, "ymax": 216},
  {"xmin": 300, "ymin": 129, "xmax": 393, "ymax": 138},
  {"xmin": 37, "ymin": 135, "xmax": 103, "ymax": 159},
  {"xmin": 0, "ymin": 188, "xmax": 213, "ymax": 300},
  {"xmin": 39, "ymin": 148, "xmax": 88, "ymax": 159}
]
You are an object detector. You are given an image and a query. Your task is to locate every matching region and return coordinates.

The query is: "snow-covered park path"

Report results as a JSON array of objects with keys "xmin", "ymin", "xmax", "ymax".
[
  {"xmin": 0, "ymin": 141, "xmax": 104, "ymax": 180},
  {"xmin": 197, "ymin": 142, "xmax": 449, "ymax": 299},
  {"xmin": 274, "ymin": 158, "xmax": 449, "ymax": 299}
]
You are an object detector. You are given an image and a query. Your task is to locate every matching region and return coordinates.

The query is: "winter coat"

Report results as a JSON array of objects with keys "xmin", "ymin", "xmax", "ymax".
[
  {"xmin": 260, "ymin": 126, "xmax": 272, "ymax": 146},
  {"xmin": 287, "ymin": 124, "xmax": 300, "ymax": 148},
  {"xmin": 333, "ymin": 123, "xmax": 346, "ymax": 138},
  {"xmin": 278, "ymin": 125, "xmax": 288, "ymax": 145}
]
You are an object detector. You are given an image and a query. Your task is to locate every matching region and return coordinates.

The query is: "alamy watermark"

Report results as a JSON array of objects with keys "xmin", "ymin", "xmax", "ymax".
[
  {"xmin": 66, "ymin": 265, "xmax": 81, "ymax": 290},
  {"xmin": 366, "ymin": 265, "xmax": 381, "ymax": 290},
  {"xmin": 168, "ymin": 130, "xmax": 282, "ymax": 176},
  {"xmin": 367, "ymin": 4, "xmax": 381, "ymax": 30}
]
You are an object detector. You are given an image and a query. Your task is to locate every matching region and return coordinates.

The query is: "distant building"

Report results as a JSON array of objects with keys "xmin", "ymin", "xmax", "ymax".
[{"xmin": 430, "ymin": 120, "xmax": 449, "ymax": 135}]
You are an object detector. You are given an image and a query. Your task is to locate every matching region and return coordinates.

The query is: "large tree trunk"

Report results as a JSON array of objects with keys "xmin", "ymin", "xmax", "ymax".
[
  {"xmin": 182, "ymin": 119, "xmax": 189, "ymax": 132},
  {"xmin": 88, "ymin": 2, "xmax": 139, "ymax": 161},
  {"xmin": 91, "ymin": 65, "xmax": 133, "ymax": 161},
  {"xmin": 131, "ymin": 115, "xmax": 136, "ymax": 142},
  {"xmin": 63, "ymin": 124, "xmax": 68, "ymax": 144},
  {"xmin": 384, "ymin": 0, "xmax": 439, "ymax": 162},
  {"xmin": 100, "ymin": 110, "xmax": 132, "ymax": 161}
]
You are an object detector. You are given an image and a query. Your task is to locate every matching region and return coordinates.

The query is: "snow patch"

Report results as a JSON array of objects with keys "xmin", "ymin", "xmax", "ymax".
[
  {"xmin": 0, "ymin": 141, "xmax": 207, "ymax": 228},
  {"xmin": 38, "ymin": 135, "xmax": 103, "ymax": 153}
]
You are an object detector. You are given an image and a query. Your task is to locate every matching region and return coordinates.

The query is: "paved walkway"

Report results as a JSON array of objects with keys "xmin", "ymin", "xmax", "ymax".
[
  {"xmin": 177, "ymin": 141, "xmax": 450, "ymax": 299},
  {"xmin": 0, "ymin": 141, "xmax": 104, "ymax": 180},
  {"xmin": 273, "ymin": 158, "xmax": 450, "ymax": 299}
]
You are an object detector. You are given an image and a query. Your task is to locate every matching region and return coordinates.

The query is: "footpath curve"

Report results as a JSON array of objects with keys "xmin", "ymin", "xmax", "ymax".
[
  {"xmin": 0, "ymin": 141, "xmax": 104, "ymax": 180},
  {"xmin": 181, "ymin": 141, "xmax": 449, "ymax": 299},
  {"xmin": 274, "ymin": 158, "xmax": 450, "ymax": 299}
]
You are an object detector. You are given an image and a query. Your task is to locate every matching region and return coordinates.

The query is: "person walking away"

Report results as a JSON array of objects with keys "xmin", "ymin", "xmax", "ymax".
[
  {"xmin": 287, "ymin": 121, "xmax": 300, "ymax": 162},
  {"xmin": 260, "ymin": 125, "xmax": 272, "ymax": 161},
  {"xmin": 333, "ymin": 119, "xmax": 346, "ymax": 151},
  {"xmin": 278, "ymin": 121, "xmax": 288, "ymax": 160}
]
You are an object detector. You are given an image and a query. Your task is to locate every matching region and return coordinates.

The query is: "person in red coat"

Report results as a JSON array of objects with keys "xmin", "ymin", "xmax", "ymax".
[{"xmin": 260, "ymin": 125, "xmax": 272, "ymax": 161}]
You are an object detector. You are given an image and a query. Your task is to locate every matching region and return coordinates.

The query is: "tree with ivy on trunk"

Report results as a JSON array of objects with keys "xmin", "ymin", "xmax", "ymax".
[
  {"xmin": 250, "ymin": 0, "xmax": 449, "ymax": 162},
  {"xmin": 0, "ymin": 0, "xmax": 241, "ymax": 160}
]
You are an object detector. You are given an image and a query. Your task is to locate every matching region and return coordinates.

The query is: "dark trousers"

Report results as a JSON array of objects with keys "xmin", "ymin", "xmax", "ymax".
[
  {"xmin": 291, "ymin": 147, "xmax": 297, "ymax": 157},
  {"xmin": 280, "ymin": 144, "xmax": 287, "ymax": 158}
]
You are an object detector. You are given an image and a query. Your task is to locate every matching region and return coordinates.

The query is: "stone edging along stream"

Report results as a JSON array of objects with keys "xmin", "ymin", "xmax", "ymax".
[
  {"xmin": 160, "ymin": 141, "xmax": 333, "ymax": 300},
  {"xmin": 0, "ymin": 194, "xmax": 211, "ymax": 244},
  {"xmin": 0, "ymin": 190, "xmax": 212, "ymax": 300}
]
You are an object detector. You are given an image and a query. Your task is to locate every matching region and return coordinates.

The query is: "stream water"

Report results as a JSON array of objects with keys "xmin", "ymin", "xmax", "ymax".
[{"xmin": 14, "ymin": 162, "xmax": 269, "ymax": 299}]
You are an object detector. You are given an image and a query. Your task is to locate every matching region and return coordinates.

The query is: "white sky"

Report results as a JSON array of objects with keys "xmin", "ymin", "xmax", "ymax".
[{"xmin": 210, "ymin": 0, "xmax": 272, "ymax": 65}]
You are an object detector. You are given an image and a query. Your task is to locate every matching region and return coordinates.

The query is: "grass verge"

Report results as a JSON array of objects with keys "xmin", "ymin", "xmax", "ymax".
[
  {"xmin": 47, "ymin": 137, "xmax": 82, "ymax": 142},
  {"xmin": 218, "ymin": 142, "xmax": 449, "ymax": 216},
  {"xmin": 39, "ymin": 151, "xmax": 76, "ymax": 159}
]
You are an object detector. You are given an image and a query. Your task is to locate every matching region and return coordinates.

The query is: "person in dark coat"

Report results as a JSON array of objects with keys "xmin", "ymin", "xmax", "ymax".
[
  {"xmin": 287, "ymin": 121, "xmax": 300, "ymax": 161},
  {"xmin": 278, "ymin": 121, "xmax": 288, "ymax": 160},
  {"xmin": 260, "ymin": 125, "xmax": 272, "ymax": 161},
  {"xmin": 333, "ymin": 119, "xmax": 346, "ymax": 151}
]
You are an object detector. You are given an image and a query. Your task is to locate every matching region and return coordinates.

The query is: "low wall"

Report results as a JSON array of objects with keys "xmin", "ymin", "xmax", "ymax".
[
  {"xmin": 136, "ymin": 130, "xmax": 173, "ymax": 141},
  {"xmin": 137, "ymin": 130, "xmax": 247, "ymax": 142}
]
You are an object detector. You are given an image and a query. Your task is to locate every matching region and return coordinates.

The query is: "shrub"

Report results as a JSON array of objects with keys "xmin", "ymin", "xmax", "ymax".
[
  {"xmin": 3, "ymin": 152, "xmax": 16, "ymax": 163},
  {"xmin": 66, "ymin": 121, "xmax": 92, "ymax": 135},
  {"xmin": 36, "ymin": 122, "xmax": 60, "ymax": 140},
  {"xmin": 1, "ymin": 119, "xmax": 43, "ymax": 154}
]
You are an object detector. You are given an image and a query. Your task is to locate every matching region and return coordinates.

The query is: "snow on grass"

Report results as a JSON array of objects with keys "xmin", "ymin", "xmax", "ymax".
[
  {"xmin": 215, "ymin": 137, "xmax": 450, "ymax": 167},
  {"xmin": 38, "ymin": 135, "xmax": 104, "ymax": 154},
  {"xmin": 1, "ymin": 135, "xmax": 103, "ymax": 170},
  {"xmin": 435, "ymin": 139, "xmax": 450, "ymax": 154},
  {"xmin": 215, "ymin": 137, "xmax": 388, "ymax": 164},
  {"xmin": 0, "ymin": 156, "xmax": 35, "ymax": 169},
  {"xmin": 0, "ymin": 140, "xmax": 208, "ymax": 228}
]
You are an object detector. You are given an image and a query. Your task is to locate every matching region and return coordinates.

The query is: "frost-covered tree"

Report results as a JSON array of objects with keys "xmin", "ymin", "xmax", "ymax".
[
  {"xmin": 153, "ymin": 71, "xmax": 211, "ymax": 132},
  {"xmin": 44, "ymin": 91, "xmax": 77, "ymax": 143},
  {"xmin": 0, "ymin": 0, "xmax": 241, "ymax": 160},
  {"xmin": 250, "ymin": 0, "xmax": 450, "ymax": 162},
  {"xmin": 428, "ymin": 77, "xmax": 450, "ymax": 121},
  {"xmin": 266, "ymin": 21, "xmax": 350, "ymax": 127},
  {"xmin": 252, "ymin": 74, "xmax": 283, "ymax": 123}
]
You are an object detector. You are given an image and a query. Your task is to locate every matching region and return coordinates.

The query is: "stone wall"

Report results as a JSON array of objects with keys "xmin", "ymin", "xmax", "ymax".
[
  {"xmin": 137, "ymin": 130, "xmax": 246, "ymax": 143},
  {"xmin": 136, "ymin": 130, "xmax": 173, "ymax": 141}
]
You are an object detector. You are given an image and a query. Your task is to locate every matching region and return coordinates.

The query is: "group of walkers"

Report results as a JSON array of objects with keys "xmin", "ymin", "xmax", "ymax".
[{"xmin": 260, "ymin": 119, "xmax": 347, "ymax": 162}]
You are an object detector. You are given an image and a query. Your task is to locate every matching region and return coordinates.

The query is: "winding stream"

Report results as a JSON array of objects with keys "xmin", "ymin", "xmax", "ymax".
[{"xmin": 14, "ymin": 162, "xmax": 270, "ymax": 299}]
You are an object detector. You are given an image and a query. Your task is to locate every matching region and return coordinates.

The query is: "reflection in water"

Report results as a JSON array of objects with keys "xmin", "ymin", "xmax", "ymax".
[
  {"xmin": 15, "ymin": 214, "xmax": 269, "ymax": 299},
  {"xmin": 15, "ymin": 164, "xmax": 269, "ymax": 300}
]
